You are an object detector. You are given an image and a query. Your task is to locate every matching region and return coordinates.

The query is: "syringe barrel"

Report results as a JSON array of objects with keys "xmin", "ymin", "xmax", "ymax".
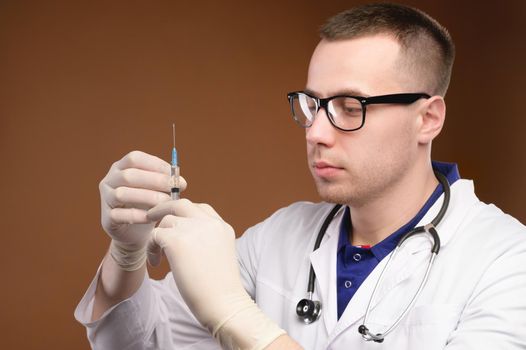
[{"xmin": 170, "ymin": 165, "xmax": 180, "ymax": 200}]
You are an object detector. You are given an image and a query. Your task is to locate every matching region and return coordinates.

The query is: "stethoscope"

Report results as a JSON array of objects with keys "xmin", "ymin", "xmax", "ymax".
[{"xmin": 296, "ymin": 171, "xmax": 450, "ymax": 343}]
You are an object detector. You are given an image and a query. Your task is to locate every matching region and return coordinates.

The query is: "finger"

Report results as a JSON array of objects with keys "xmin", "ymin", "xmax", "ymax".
[
  {"xmin": 156, "ymin": 214, "xmax": 186, "ymax": 229},
  {"xmin": 114, "ymin": 150, "xmax": 171, "ymax": 174},
  {"xmin": 104, "ymin": 186, "xmax": 171, "ymax": 209},
  {"xmin": 109, "ymin": 207, "xmax": 149, "ymax": 225},
  {"xmin": 106, "ymin": 168, "xmax": 171, "ymax": 192},
  {"xmin": 147, "ymin": 234, "xmax": 163, "ymax": 267},
  {"xmin": 197, "ymin": 203, "xmax": 222, "ymax": 220},
  {"xmin": 147, "ymin": 198, "xmax": 209, "ymax": 222},
  {"xmin": 150, "ymin": 226, "xmax": 177, "ymax": 249},
  {"xmin": 178, "ymin": 175, "xmax": 188, "ymax": 192}
]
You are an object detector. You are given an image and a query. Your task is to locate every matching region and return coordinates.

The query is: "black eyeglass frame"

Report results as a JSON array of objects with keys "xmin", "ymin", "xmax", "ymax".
[{"xmin": 286, "ymin": 91, "xmax": 431, "ymax": 132}]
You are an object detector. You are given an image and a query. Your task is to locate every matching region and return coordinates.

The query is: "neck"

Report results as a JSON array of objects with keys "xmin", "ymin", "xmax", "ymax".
[{"xmin": 349, "ymin": 161, "xmax": 438, "ymax": 246}]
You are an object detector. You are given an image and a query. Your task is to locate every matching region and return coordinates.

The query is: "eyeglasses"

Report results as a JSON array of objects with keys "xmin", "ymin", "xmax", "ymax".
[{"xmin": 286, "ymin": 91, "xmax": 431, "ymax": 131}]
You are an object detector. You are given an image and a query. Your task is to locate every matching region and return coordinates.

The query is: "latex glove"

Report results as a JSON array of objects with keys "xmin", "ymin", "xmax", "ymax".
[
  {"xmin": 147, "ymin": 199, "xmax": 285, "ymax": 350},
  {"xmin": 99, "ymin": 150, "xmax": 186, "ymax": 271}
]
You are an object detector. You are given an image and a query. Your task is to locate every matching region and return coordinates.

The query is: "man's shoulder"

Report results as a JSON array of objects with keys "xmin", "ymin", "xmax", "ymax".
[
  {"xmin": 450, "ymin": 179, "xmax": 526, "ymax": 240},
  {"xmin": 236, "ymin": 201, "xmax": 339, "ymax": 284},
  {"xmin": 239, "ymin": 201, "xmax": 337, "ymax": 245},
  {"xmin": 452, "ymin": 183, "xmax": 526, "ymax": 254},
  {"xmin": 470, "ymin": 200, "xmax": 526, "ymax": 243},
  {"xmin": 260, "ymin": 201, "xmax": 341, "ymax": 234},
  {"xmin": 269, "ymin": 201, "xmax": 336, "ymax": 221}
]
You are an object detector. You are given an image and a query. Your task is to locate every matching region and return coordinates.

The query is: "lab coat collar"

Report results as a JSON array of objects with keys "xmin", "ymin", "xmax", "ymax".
[{"xmin": 311, "ymin": 179, "xmax": 480, "ymax": 344}]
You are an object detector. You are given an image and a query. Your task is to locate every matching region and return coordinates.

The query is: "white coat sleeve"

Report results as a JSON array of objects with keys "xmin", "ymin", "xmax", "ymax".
[
  {"xmin": 445, "ymin": 230, "xmax": 526, "ymax": 349},
  {"xmin": 236, "ymin": 220, "xmax": 267, "ymax": 300},
  {"xmin": 74, "ymin": 264, "xmax": 221, "ymax": 350}
]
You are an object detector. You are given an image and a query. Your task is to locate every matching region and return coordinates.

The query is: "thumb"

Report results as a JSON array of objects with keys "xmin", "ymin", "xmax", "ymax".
[
  {"xmin": 146, "ymin": 227, "xmax": 170, "ymax": 267},
  {"xmin": 146, "ymin": 241, "xmax": 162, "ymax": 267}
]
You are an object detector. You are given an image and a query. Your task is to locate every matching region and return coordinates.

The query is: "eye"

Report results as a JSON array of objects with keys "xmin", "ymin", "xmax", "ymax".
[
  {"xmin": 298, "ymin": 94, "xmax": 317, "ymax": 115},
  {"xmin": 333, "ymin": 97, "xmax": 362, "ymax": 117},
  {"xmin": 306, "ymin": 99, "xmax": 317, "ymax": 112},
  {"xmin": 343, "ymin": 105, "xmax": 362, "ymax": 114}
]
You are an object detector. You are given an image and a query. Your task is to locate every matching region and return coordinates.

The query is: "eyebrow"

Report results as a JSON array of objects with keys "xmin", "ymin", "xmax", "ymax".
[{"xmin": 303, "ymin": 87, "xmax": 370, "ymax": 98}]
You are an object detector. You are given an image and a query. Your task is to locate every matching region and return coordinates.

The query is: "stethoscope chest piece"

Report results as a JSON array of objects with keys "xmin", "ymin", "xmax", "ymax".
[{"xmin": 296, "ymin": 298, "xmax": 322, "ymax": 324}]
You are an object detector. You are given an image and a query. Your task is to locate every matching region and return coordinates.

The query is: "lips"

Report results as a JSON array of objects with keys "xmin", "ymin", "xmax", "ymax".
[{"xmin": 313, "ymin": 161, "xmax": 344, "ymax": 178}]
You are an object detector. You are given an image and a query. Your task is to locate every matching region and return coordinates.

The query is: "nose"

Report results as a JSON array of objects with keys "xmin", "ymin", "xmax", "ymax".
[{"xmin": 305, "ymin": 107, "xmax": 337, "ymax": 147}]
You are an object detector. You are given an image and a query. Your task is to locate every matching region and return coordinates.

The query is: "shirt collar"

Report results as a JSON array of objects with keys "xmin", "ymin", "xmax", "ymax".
[{"xmin": 432, "ymin": 160, "xmax": 460, "ymax": 186}]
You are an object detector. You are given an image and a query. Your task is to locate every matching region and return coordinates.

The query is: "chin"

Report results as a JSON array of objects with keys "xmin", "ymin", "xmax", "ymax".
[{"xmin": 314, "ymin": 180, "xmax": 352, "ymax": 205}]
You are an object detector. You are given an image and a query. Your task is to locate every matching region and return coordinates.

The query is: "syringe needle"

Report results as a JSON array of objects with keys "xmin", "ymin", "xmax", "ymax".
[
  {"xmin": 172, "ymin": 123, "xmax": 176, "ymax": 149},
  {"xmin": 170, "ymin": 123, "xmax": 180, "ymax": 200}
]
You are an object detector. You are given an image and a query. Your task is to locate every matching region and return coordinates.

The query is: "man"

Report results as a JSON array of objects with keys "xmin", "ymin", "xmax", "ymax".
[{"xmin": 75, "ymin": 3, "xmax": 526, "ymax": 349}]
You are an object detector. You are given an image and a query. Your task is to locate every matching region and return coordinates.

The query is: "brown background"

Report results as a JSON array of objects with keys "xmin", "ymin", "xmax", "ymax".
[{"xmin": 1, "ymin": 0, "xmax": 525, "ymax": 349}]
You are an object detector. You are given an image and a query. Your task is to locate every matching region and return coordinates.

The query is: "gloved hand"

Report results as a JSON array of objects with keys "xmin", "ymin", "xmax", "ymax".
[
  {"xmin": 99, "ymin": 150, "xmax": 186, "ymax": 271},
  {"xmin": 147, "ymin": 199, "xmax": 285, "ymax": 350}
]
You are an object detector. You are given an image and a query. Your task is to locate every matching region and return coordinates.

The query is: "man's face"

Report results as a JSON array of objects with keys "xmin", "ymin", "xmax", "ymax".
[{"xmin": 306, "ymin": 35, "xmax": 423, "ymax": 207}]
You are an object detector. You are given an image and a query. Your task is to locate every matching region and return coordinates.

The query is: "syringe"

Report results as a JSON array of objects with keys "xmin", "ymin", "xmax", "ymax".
[{"xmin": 170, "ymin": 123, "xmax": 180, "ymax": 200}]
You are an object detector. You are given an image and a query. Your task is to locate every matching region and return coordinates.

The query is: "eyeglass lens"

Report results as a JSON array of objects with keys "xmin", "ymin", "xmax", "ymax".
[{"xmin": 291, "ymin": 94, "xmax": 364, "ymax": 130}]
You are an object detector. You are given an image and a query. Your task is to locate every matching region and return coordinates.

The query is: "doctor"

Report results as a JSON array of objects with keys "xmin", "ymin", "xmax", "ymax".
[{"xmin": 76, "ymin": 3, "xmax": 526, "ymax": 349}]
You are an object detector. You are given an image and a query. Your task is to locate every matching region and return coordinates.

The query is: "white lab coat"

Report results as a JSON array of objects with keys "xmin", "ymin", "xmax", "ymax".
[{"xmin": 75, "ymin": 179, "xmax": 526, "ymax": 349}]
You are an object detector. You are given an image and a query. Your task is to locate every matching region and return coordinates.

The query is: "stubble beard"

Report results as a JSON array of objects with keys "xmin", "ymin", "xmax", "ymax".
[
  {"xmin": 313, "ymin": 174, "xmax": 373, "ymax": 208},
  {"xmin": 312, "ymin": 158, "xmax": 411, "ymax": 209}
]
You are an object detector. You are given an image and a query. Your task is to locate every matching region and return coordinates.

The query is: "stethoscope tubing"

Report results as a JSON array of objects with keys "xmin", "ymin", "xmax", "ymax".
[
  {"xmin": 360, "ymin": 229, "xmax": 439, "ymax": 341},
  {"xmin": 298, "ymin": 170, "xmax": 451, "ymax": 342}
]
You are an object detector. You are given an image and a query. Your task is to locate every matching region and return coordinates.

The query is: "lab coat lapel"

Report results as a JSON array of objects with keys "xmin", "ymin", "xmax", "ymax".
[{"xmin": 309, "ymin": 206, "xmax": 345, "ymax": 336}]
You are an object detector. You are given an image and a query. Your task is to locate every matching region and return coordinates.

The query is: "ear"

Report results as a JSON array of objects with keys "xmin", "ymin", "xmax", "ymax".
[{"xmin": 417, "ymin": 96, "xmax": 446, "ymax": 145}]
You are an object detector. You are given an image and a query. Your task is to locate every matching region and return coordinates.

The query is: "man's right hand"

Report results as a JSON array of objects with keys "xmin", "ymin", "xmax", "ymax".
[{"xmin": 98, "ymin": 150, "xmax": 186, "ymax": 270}]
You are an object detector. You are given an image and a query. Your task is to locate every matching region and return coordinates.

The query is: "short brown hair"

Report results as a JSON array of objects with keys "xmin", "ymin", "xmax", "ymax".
[{"xmin": 320, "ymin": 3, "xmax": 455, "ymax": 96}]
